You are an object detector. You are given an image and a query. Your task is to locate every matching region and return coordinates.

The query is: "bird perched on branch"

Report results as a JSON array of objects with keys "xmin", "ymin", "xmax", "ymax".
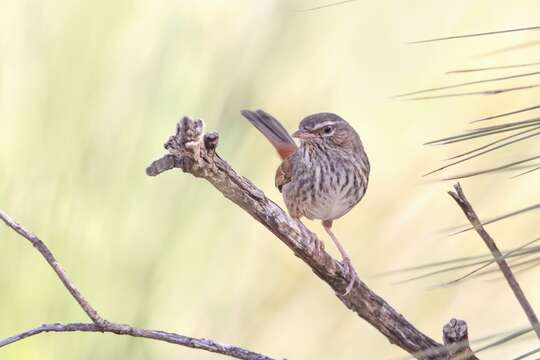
[{"xmin": 241, "ymin": 109, "xmax": 370, "ymax": 295}]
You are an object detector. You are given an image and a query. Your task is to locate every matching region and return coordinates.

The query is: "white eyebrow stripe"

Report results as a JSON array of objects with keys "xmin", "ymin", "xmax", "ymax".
[{"xmin": 311, "ymin": 121, "xmax": 336, "ymax": 130}]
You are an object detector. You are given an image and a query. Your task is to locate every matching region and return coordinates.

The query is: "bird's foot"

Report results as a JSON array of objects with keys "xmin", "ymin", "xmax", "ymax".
[
  {"xmin": 340, "ymin": 258, "xmax": 358, "ymax": 296},
  {"xmin": 314, "ymin": 238, "xmax": 325, "ymax": 254}
]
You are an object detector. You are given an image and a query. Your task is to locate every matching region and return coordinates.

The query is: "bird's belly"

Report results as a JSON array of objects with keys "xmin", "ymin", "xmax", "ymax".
[
  {"xmin": 303, "ymin": 189, "xmax": 360, "ymax": 221},
  {"xmin": 283, "ymin": 173, "xmax": 365, "ymax": 221},
  {"xmin": 283, "ymin": 154, "xmax": 368, "ymax": 221}
]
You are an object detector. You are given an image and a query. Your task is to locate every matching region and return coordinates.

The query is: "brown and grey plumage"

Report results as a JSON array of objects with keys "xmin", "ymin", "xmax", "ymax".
[{"xmin": 242, "ymin": 109, "xmax": 370, "ymax": 295}]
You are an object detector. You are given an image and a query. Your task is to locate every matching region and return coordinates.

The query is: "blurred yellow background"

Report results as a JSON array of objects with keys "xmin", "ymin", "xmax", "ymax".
[{"xmin": 1, "ymin": 0, "xmax": 540, "ymax": 359}]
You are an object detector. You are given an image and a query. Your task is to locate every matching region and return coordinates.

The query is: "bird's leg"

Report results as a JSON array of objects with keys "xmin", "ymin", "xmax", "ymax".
[
  {"xmin": 293, "ymin": 217, "xmax": 325, "ymax": 253},
  {"xmin": 322, "ymin": 220, "xmax": 358, "ymax": 296}
]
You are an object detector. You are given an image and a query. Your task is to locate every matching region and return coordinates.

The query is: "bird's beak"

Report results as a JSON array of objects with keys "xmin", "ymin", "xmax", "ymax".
[{"xmin": 292, "ymin": 129, "xmax": 314, "ymax": 139}]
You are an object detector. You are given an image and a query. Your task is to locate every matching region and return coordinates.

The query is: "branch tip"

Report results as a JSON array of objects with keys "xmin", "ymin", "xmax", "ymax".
[{"xmin": 443, "ymin": 318, "xmax": 478, "ymax": 360}]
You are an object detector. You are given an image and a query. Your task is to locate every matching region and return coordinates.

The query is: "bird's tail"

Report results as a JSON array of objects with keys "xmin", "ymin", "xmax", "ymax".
[{"xmin": 241, "ymin": 109, "xmax": 297, "ymax": 159}]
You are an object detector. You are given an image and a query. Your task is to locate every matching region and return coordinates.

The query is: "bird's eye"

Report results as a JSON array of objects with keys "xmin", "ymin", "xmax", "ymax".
[{"xmin": 322, "ymin": 125, "xmax": 333, "ymax": 135}]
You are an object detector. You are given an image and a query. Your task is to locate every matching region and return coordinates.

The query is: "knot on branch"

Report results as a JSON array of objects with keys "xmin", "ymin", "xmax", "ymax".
[
  {"xmin": 146, "ymin": 116, "xmax": 220, "ymax": 177},
  {"xmin": 165, "ymin": 116, "xmax": 205, "ymax": 155},
  {"xmin": 443, "ymin": 319, "xmax": 468, "ymax": 345},
  {"xmin": 443, "ymin": 318, "xmax": 477, "ymax": 360}
]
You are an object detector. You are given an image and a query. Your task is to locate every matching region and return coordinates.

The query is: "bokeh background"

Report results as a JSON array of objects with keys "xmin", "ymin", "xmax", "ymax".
[{"xmin": 1, "ymin": 1, "xmax": 540, "ymax": 359}]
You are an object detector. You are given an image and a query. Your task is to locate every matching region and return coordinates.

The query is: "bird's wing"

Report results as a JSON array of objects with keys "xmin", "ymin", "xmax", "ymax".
[{"xmin": 275, "ymin": 157, "xmax": 293, "ymax": 192}]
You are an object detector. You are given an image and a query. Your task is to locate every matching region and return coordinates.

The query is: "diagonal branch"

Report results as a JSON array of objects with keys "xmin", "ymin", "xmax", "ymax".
[
  {"xmin": 145, "ymin": 116, "xmax": 463, "ymax": 359},
  {"xmin": 448, "ymin": 183, "xmax": 540, "ymax": 341},
  {"xmin": 0, "ymin": 209, "xmax": 106, "ymax": 326},
  {"xmin": 0, "ymin": 211, "xmax": 275, "ymax": 360}
]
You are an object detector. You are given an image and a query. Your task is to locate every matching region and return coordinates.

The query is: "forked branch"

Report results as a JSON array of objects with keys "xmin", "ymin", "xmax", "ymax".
[
  {"xmin": 1, "ymin": 116, "xmax": 485, "ymax": 360},
  {"xmin": 0, "ymin": 210, "xmax": 275, "ymax": 360}
]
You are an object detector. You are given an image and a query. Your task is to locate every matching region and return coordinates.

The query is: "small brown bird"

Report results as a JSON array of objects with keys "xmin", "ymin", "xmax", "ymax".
[{"xmin": 241, "ymin": 109, "xmax": 370, "ymax": 295}]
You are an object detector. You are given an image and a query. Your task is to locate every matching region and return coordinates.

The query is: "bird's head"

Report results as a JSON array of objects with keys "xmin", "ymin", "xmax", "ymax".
[{"xmin": 292, "ymin": 113, "xmax": 359, "ymax": 150}]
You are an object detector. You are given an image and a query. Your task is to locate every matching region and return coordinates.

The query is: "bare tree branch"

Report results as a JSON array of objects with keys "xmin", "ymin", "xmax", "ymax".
[
  {"xmin": 0, "ymin": 211, "xmax": 276, "ymax": 360},
  {"xmin": 448, "ymin": 183, "xmax": 540, "ymax": 341},
  {"xmin": 0, "ymin": 323, "xmax": 274, "ymax": 360},
  {"xmin": 145, "ymin": 116, "xmax": 461, "ymax": 359}
]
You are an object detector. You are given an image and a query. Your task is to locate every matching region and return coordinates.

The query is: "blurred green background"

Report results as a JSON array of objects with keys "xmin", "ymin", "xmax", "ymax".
[{"xmin": 1, "ymin": 0, "xmax": 540, "ymax": 359}]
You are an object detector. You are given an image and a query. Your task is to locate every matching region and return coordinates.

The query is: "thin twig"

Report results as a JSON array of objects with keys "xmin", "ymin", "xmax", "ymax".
[
  {"xmin": 448, "ymin": 183, "xmax": 540, "ymax": 341},
  {"xmin": 0, "ymin": 209, "xmax": 105, "ymax": 326},
  {"xmin": 0, "ymin": 209, "xmax": 275, "ymax": 360},
  {"xmin": 0, "ymin": 323, "xmax": 274, "ymax": 360}
]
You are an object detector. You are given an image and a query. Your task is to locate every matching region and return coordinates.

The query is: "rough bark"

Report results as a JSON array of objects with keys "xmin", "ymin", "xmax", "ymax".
[{"xmin": 145, "ymin": 116, "xmax": 457, "ymax": 359}]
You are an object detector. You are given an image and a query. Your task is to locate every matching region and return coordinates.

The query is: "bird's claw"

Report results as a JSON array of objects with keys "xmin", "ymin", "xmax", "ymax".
[
  {"xmin": 314, "ymin": 239, "xmax": 325, "ymax": 254},
  {"xmin": 340, "ymin": 258, "xmax": 358, "ymax": 296}
]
